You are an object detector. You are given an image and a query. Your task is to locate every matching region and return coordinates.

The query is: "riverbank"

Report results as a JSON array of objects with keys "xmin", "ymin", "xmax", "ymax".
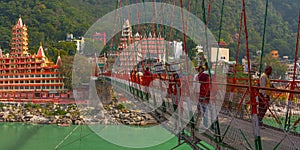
[
  {"xmin": 0, "ymin": 102, "xmax": 85, "ymax": 125},
  {"xmin": 0, "ymin": 99, "xmax": 158, "ymax": 126}
]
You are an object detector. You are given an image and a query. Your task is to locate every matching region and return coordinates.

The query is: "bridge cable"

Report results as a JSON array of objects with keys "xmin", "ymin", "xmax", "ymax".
[
  {"xmin": 241, "ymin": 0, "xmax": 263, "ymax": 149},
  {"xmin": 285, "ymin": 9, "xmax": 300, "ymax": 131},
  {"xmin": 258, "ymin": 0, "xmax": 269, "ymax": 77}
]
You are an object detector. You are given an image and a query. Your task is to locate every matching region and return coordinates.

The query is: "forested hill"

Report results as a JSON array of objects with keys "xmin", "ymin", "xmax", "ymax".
[
  {"xmin": 0, "ymin": 0, "xmax": 114, "ymax": 50},
  {"xmin": 0, "ymin": 0, "xmax": 299, "ymax": 60}
]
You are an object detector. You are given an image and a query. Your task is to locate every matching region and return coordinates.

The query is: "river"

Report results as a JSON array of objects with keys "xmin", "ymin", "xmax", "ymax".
[{"xmin": 0, "ymin": 123, "xmax": 193, "ymax": 150}]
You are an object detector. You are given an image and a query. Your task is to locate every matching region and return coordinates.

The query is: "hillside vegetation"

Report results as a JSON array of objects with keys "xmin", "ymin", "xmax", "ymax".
[{"xmin": 0, "ymin": 0, "xmax": 299, "ymax": 62}]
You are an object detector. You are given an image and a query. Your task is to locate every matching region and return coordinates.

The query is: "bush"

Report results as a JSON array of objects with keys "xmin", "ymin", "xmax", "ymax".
[
  {"xmin": 33, "ymin": 104, "xmax": 40, "ymax": 108},
  {"xmin": 46, "ymin": 102, "xmax": 53, "ymax": 108},
  {"xmin": 55, "ymin": 107, "xmax": 67, "ymax": 115},
  {"xmin": 45, "ymin": 110, "xmax": 53, "ymax": 116},
  {"xmin": 25, "ymin": 102, "xmax": 33, "ymax": 109},
  {"xmin": 116, "ymin": 103, "xmax": 125, "ymax": 110}
]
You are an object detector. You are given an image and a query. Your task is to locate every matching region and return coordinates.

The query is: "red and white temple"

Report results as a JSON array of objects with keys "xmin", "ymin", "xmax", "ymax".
[
  {"xmin": 116, "ymin": 19, "xmax": 167, "ymax": 74},
  {"xmin": 0, "ymin": 17, "xmax": 68, "ymax": 101}
]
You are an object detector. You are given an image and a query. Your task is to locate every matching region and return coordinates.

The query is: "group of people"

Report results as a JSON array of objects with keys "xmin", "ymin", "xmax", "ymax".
[
  {"xmin": 130, "ymin": 67, "xmax": 152, "ymax": 86},
  {"xmin": 129, "ymin": 63, "xmax": 273, "ymax": 130},
  {"xmin": 192, "ymin": 62, "xmax": 273, "ymax": 130}
]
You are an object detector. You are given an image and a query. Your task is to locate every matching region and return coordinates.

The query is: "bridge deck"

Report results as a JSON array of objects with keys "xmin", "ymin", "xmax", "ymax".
[
  {"xmin": 107, "ymin": 77, "xmax": 300, "ymax": 149},
  {"xmin": 217, "ymin": 114, "xmax": 299, "ymax": 149}
]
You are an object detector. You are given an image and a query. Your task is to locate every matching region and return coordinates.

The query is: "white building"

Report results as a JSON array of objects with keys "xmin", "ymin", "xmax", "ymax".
[
  {"xmin": 66, "ymin": 33, "xmax": 85, "ymax": 51},
  {"xmin": 173, "ymin": 40, "xmax": 183, "ymax": 59},
  {"xmin": 210, "ymin": 47, "xmax": 230, "ymax": 63},
  {"xmin": 286, "ymin": 63, "xmax": 300, "ymax": 80},
  {"xmin": 72, "ymin": 38, "xmax": 84, "ymax": 51}
]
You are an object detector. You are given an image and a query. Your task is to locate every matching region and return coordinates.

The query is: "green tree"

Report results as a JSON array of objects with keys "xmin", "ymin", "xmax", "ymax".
[
  {"xmin": 269, "ymin": 39, "xmax": 290, "ymax": 56},
  {"xmin": 55, "ymin": 41, "xmax": 77, "ymax": 56},
  {"xmin": 59, "ymin": 56, "xmax": 74, "ymax": 90},
  {"xmin": 60, "ymin": 55, "xmax": 92, "ymax": 90}
]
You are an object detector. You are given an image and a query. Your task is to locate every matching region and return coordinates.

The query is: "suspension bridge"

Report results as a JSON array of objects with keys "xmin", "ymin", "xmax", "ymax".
[{"xmin": 71, "ymin": 0, "xmax": 300, "ymax": 149}]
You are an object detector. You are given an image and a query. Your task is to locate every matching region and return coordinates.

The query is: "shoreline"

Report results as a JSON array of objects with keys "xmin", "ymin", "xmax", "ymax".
[
  {"xmin": 0, "ymin": 103, "xmax": 85, "ymax": 125},
  {"xmin": 0, "ymin": 100, "xmax": 159, "ymax": 126}
]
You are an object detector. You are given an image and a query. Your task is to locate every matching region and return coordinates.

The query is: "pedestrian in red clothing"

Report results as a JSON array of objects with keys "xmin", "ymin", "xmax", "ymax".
[
  {"xmin": 143, "ymin": 67, "xmax": 152, "ymax": 86},
  {"xmin": 131, "ymin": 69, "xmax": 137, "ymax": 83},
  {"xmin": 197, "ymin": 62, "xmax": 214, "ymax": 129}
]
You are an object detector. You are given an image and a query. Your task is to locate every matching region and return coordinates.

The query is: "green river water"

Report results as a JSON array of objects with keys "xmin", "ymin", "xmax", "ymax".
[
  {"xmin": 1, "ymin": 119, "xmax": 296, "ymax": 150},
  {"xmin": 0, "ymin": 123, "xmax": 193, "ymax": 150}
]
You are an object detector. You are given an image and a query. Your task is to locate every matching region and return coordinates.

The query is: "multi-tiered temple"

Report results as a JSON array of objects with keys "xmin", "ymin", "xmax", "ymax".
[
  {"xmin": 115, "ymin": 19, "xmax": 167, "ymax": 74},
  {"xmin": 0, "ymin": 18, "xmax": 65, "ymax": 100}
]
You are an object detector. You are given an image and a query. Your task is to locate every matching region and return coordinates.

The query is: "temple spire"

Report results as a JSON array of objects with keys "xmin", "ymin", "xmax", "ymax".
[
  {"xmin": 17, "ymin": 17, "xmax": 23, "ymax": 27},
  {"xmin": 0, "ymin": 47, "xmax": 2, "ymax": 58},
  {"xmin": 36, "ymin": 43, "xmax": 46, "ymax": 58},
  {"xmin": 56, "ymin": 52, "xmax": 62, "ymax": 67},
  {"xmin": 11, "ymin": 17, "xmax": 28, "ymax": 56},
  {"xmin": 149, "ymin": 32, "xmax": 152, "ymax": 38}
]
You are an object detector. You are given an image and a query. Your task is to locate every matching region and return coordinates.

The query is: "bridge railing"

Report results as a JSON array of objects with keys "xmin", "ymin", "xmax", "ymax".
[{"xmin": 102, "ymin": 75, "xmax": 300, "ymax": 149}]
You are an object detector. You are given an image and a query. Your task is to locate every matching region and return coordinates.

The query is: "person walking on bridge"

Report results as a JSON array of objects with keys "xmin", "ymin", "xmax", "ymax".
[
  {"xmin": 143, "ymin": 67, "xmax": 152, "ymax": 86},
  {"xmin": 143, "ymin": 67, "xmax": 152, "ymax": 100},
  {"xmin": 258, "ymin": 66, "xmax": 272, "ymax": 128},
  {"xmin": 198, "ymin": 63, "xmax": 211, "ymax": 129}
]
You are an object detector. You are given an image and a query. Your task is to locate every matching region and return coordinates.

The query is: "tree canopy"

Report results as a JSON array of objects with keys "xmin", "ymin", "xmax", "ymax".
[
  {"xmin": 254, "ymin": 54, "xmax": 287, "ymax": 79},
  {"xmin": 0, "ymin": 0, "xmax": 299, "ymax": 62},
  {"xmin": 0, "ymin": 0, "xmax": 299, "ymax": 89}
]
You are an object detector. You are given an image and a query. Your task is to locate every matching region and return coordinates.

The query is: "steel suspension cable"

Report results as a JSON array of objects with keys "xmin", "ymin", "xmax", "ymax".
[
  {"xmin": 201, "ymin": 0, "xmax": 209, "ymax": 72},
  {"xmin": 259, "ymin": 0, "xmax": 269, "ymax": 77},
  {"xmin": 126, "ymin": 0, "xmax": 131, "ymax": 75},
  {"xmin": 185, "ymin": 0, "xmax": 191, "ymax": 58},
  {"xmin": 118, "ymin": 0, "xmax": 123, "ymax": 52},
  {"xmin": 236, "ymin": 12, "xmax": 243, "ymax": 66},
  {"xmin": 242, "ymin": 0, "xmax": 262, "ymax": 149},
  {"xmin": 192, "ymin": 0, "xmax": 198, "ymax": 56},
  {"xmin": 180, "ymin": 0, "xmax": 189, "ymax": 74},
  {"xmin": 185, "ymin": 0, "xmax": 191, "ymax": 33},
  {"xmin": 202, "ymin": 0, "xmax": 212, "ymax": 79},
  {"xmin": 179, "ymin": 1, "xmax": 194, "ymax": 147},
  {"xmin": 126, "ymin": 0, "xmax": 130, "ymax": 25},
  {"xmin": 134, "ymin": 0, "xmax": 140, "ymax": 72},
  {"xmin": 231, "ymin": 11, "xmax": 244, "ymax": 96},
  {"xmin": 215, "ymin": 0, "xmax": 225, "ymax": 72},
  {"xmin": 152, "ymin": 0, "xmax": 157, "ymax": 34},
  {"xmin": 202, "ymin": 0, "xmax": 206, "ymax": 27},
  {"xmin": 157, "ymin": 0, "xmax": 167, "ymax": 63},
  {"xmin": 111, "ymin": 0, "xmax": 120, "ymax": 50},
  {"xmin": 157, "ymin": 0, "xmax": 167, "ymax": 35},
  {"xmin": 119, "ymin": 0, "xmax": 125, "ymax": 74},
  {"xmin": 212, "ymin": 0, "xmax": 225, "ymax": 144},
  {"xmin": 152, "ymin": 0, "xmax": 157, "ymax": 66},
  {"xmin": 221, "ymin": 45, "xmax": 253, "ymax": 148},
  {"xmin": 168, "ymin": 0, "xmax": 176, "ymax": 41},
  {"xmin": 228, "ymin": 11, "xmax": 243, "ymax": 120},
  {"xmin": 206, "ymin": 0, "xmax": 212, "ymax": 28},
  {"xmin": 285, "ymin": 9, "xmax": 300, "ymax": 131},
  {"xmin": 136, "ymin": 0, "xmax": 140, "ymax": 31},
  {"xmin": 201, "ymin": 0, "xmax": 223, "ymax": 146}
]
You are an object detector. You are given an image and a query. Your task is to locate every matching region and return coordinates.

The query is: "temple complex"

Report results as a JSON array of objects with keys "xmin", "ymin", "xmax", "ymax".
[
  {"xmin": 0, "ymin": 17, "xmax": 66, "ymax": 100},
  {"xmin": 115, "ymin": 19, "xmax": 167, "ymax": 74}
]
